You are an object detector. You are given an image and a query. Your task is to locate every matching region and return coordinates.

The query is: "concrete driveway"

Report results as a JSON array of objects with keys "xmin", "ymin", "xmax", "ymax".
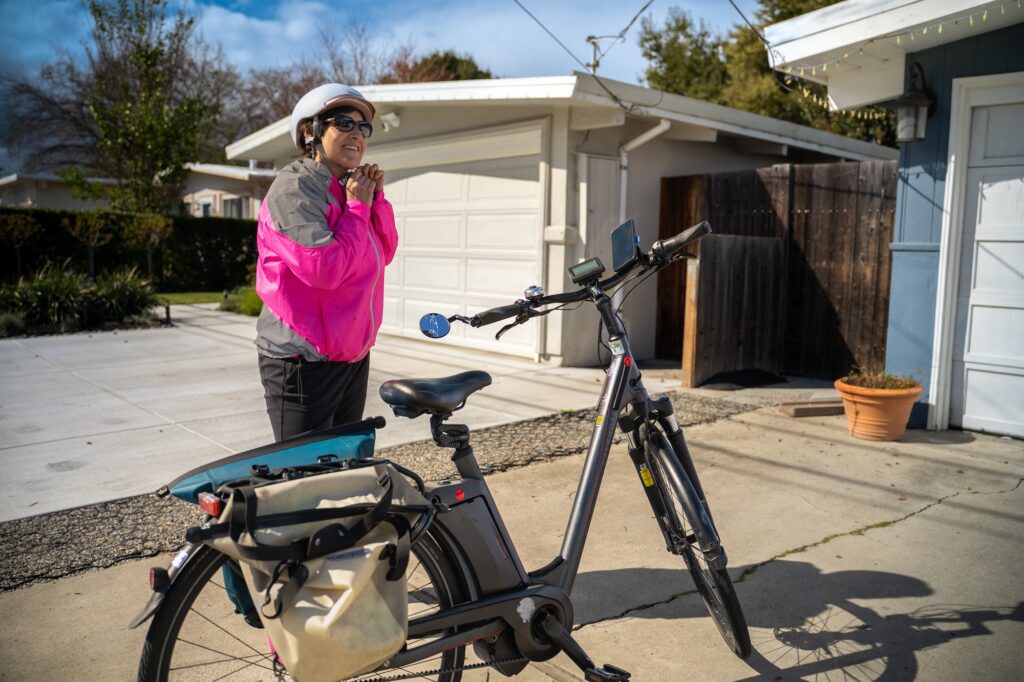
[
  {"xmin": 0, "ymin": 305, "xmax": 683, "ymax": 521},
  {"xmin": 0, "ymin": 407, "xmax": 1020, "ymax": 680}
]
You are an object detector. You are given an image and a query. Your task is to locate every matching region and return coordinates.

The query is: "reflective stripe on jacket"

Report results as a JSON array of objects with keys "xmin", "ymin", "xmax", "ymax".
[{"xmin": 255, "ymin": 158, "xmax": 398, "ymax": 362}]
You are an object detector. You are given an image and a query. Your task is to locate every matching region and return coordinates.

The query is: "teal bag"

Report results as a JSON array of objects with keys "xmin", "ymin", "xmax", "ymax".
[{"xmin": 163, "ymin": 417, "xmax": 383, "ymax": 503}]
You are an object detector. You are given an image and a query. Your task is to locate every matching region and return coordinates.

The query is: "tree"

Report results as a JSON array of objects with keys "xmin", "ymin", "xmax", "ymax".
[
  {"xmin": 639, "ymin": 9, "xmax": 728, "ymax": 103},
  {"xmin": 380, "ymin": 50, "xmax": 494, "ymax": 84},
  {"xmin": 123, "ymin": 212, "xmax": 172, "ymax": 280},
  {"xmin": 639, "ymin": 1, "xmax": 895, "ymax": 146},
  {"xmin": 3, "ymin": 0, "xmax": 227, "ymax": 212},
  {"xmin": 0, "ymin": 212, "xmax": 41, "ymax": 278},
  {"xmin": 64, "ymin": 210, "xmax": 113, "ymax": 278}
]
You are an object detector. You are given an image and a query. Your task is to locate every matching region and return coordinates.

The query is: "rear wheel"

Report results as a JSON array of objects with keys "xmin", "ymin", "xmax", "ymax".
[
  {"xmin": 138, "ymin": 528, "xmax": 468, "ymax": 681},
  {"xmin": 646, "ymin": 427, "xmax": 752, "ymax": 659}
]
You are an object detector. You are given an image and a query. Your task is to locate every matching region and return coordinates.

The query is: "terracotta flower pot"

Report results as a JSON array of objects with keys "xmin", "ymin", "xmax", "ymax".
[{"xmin": 834, "ymin": 379, "xmax": 923, "ymax": 441}]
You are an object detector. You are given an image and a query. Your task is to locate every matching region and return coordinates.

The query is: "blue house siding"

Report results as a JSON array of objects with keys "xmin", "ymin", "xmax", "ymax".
[{"xmin": 885, "ymin": 22, "xmax": 1024, "ymax": 427}]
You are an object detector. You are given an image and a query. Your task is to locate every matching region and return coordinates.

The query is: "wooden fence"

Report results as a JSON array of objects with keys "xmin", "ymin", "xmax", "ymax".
[{"xmin": 656, "ymin": 160, "xmax": 897, "ymax": 386}]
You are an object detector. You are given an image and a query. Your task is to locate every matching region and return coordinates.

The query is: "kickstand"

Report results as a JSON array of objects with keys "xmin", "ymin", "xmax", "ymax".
[{"xmin": 536, "ymin": 612, "xmax": 631, "ymax": 681}]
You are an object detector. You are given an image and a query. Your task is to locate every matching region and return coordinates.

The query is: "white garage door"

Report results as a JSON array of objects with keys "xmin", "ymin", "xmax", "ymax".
[
  {"xmin": 369, "ymin": 124, "xmax": 545, "ymax": 357},
  {"xmin": 949, "ymin": 102, "xmax": 1024, "ymax": 437}
]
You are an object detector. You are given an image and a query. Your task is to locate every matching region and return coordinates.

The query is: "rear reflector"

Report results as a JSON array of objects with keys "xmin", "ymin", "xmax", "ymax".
[
  {"xmin": 455, "ymin": 489, "xmax": 466, "ymax": 502},
  {"xmin": 150, "ymin": 567, "xmax": 170, "ymax": 592},
  {"xmin": 198, "ymin": 492, "xmax": 222, "ymax": 517}
]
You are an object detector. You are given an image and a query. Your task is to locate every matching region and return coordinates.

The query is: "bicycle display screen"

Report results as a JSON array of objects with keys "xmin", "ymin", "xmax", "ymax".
[
  {"xmin": 611, "ymin": 220, "xmax": 639, "ymax": 272},
  {"xmin": 568, "ymin": 257, "xmax": 606, "ymax": 285}
]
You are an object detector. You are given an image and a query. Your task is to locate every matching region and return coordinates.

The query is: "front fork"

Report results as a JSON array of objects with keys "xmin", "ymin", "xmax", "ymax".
[{"xmin": 619, "ymin": 398, "xmax": 727, "ymax": 570}]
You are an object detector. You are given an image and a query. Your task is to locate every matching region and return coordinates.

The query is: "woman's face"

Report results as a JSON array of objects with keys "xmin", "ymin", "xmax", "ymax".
[{"xmin": 320, "ymin": 109, "xmax": 367, "ymax": 170}]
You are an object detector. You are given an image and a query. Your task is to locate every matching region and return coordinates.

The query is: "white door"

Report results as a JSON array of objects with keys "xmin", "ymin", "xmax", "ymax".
[
  {"xmin": 379, "ymin": 154, "xmax": 544, "ymax": 357},
  {"xmin": 949, "ymin": 102, "xmax": 1024, "ymax": 437}
]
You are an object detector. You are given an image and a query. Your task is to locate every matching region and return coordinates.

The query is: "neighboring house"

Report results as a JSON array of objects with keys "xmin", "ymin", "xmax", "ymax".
[
  {"xmin": 226, "ymin": 72, "xmax": 896, "ymax": 366},
  {"xmin": 0, "ymin": 173, "xmax": 115, "ymax": 210},
  {"xmin": 0, "ymin": 164, "xmax": 275, "ymax": 218},
  {"xmin": 181, "ymin": 163, "xmax": 276, "ymax": 218},
  {"xmin": 765, "ymin": 0, "xmax": 1024, "ymax": 438}
]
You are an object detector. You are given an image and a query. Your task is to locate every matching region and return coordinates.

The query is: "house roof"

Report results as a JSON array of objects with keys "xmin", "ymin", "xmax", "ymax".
[
  {"xmin": 0, "ymin": 172, "xmax": 117, "ymax": 187},
  {"xmin": 225, "ymin": 71, "xmax": 897, "ymax": 164},
  {"xmin": 184, "ymin": 163, "xmax": 277, "ymax": 182},
  {"xmin": 764, "ymin": 1, "xmax": 1022, "ymax": 109}
]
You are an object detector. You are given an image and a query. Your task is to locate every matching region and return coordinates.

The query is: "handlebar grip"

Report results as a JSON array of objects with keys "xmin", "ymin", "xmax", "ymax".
[
  {"xmin": 471, "ymin": 301, "xmax": 527, "ymax": 327},
  {"xmin": 655, "ymin": 221, "xmax": 712, "ymax": 258}
]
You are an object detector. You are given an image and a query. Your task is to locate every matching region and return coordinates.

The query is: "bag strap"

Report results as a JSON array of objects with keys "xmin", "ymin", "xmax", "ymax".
[{"xmin": 214, "ymin": 471, "xmax": 395, "ymax": 563}]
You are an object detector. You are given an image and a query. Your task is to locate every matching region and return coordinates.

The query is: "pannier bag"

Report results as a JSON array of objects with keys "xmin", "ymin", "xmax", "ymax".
[{"xmin": 187, "ymin": 461, "xmax": 430, "ymax": 682}]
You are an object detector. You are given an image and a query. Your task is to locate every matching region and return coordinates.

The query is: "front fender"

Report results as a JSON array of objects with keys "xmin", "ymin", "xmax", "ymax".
[{"xmin": 128, "ymin": 542, "xmax": 202, "ymax": 629}]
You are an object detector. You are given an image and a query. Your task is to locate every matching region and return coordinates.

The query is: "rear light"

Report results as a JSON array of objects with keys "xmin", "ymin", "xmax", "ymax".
[
  {"xmin": 150, "ymin": 567, "xmax": 170, "ymax": 592},
  {"xmin": 198, "ymin": 492, "xmax": 223, "ymax": 517},
  {"xmin": 454, "ymin": 489, "xmax": 466, "ymax": 502}
]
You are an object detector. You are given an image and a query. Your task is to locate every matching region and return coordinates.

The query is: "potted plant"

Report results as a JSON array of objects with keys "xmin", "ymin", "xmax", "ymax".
[{"xmin": 834, "ymin": 371, "xmax": 923, "ymax": 441}]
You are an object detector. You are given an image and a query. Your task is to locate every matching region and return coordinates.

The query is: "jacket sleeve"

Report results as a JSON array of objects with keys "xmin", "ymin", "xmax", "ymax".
[
  {"xmin": 261, "ymin": 172, "xmax": 373, "ymax": 290},
  {"xmin": 371, "ymin": 192, "xmax": 399, "ymax": 266}
]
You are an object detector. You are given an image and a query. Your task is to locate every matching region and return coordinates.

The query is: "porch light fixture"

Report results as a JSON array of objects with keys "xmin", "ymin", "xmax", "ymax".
[{"xmin": 894, "ymin": 62, "xmax": 934, "ymax": 142}]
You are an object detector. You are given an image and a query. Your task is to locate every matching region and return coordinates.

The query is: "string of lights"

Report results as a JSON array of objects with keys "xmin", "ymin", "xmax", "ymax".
[{"xmin": 781, "ymin": 0, "xmax": 1022, "ymax": 77}]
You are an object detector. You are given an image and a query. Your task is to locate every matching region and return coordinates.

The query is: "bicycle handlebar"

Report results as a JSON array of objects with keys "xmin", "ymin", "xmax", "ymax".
[
  {"xmin": 466, "ymin": 220, "xmax": 712, "ymax": 328},
  {"xmin": 470, "ymin": 301, "xmax": 529, "ymax": 327}
]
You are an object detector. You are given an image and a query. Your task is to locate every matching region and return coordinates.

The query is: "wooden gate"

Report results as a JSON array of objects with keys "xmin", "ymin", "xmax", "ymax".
[{"xmin": 656, "ymin": 161, "xmax": 897, "ymax": 386}]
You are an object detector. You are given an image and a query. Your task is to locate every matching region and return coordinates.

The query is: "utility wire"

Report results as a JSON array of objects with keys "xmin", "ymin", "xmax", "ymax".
[
  {"xmin": 511, "ymin": 0, "xmax": 589, "ymax": 71},
  {"xmin": 594, "ymin": 0, "xmax": 655, "ymax": 63},
  {"xmin": 509, "ymin": 0, "xmax": 640, "ymax": 113}
]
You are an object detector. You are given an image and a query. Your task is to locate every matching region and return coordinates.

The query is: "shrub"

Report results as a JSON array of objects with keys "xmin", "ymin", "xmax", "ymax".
[
  {"xmin": 840, "ymin": 371, "xmax": 920, "ymax": 390},
  {"xmin": 17, "ymin": 262, "xmax": 90, "ymax": 333},
  {"xmin": 94, "ymin": 268, "xmax": 158, "ymax": 322},
  {"xmin": 220, "ymin": 285, "xmax": 263, "ymax": 317},
  {"xmin": 0, "ymin": 311, "xmax": 26, "ymax": 338},
  {"xmin": 0, "ymin": 262, "xmax": 157, "ymax": 334}
]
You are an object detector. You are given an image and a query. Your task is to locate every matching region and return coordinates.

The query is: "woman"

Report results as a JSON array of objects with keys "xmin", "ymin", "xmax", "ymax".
[{"xmin": 254, "ymin": 83, "xmax": 398, "ymax": 442}]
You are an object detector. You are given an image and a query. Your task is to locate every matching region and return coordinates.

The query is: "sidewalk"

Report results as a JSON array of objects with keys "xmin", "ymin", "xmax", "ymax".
[
  {"xmin": 0, "ymin": 407, "xmax": 1020, "ymax": 680},
  {"xmin": 1, "ymin": 304, "xmax": 698, "ymax": 521}
]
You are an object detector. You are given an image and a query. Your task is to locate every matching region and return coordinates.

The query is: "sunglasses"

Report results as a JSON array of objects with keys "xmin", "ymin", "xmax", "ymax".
[{"xmin": 325, "ymin": 114, "xmax": 373, "ymax": 139}]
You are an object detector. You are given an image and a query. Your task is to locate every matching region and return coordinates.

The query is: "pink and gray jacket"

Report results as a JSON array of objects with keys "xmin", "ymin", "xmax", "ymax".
[{"xmin": 254, "ymin": 158, "xmax": 398, "ymax": 362}]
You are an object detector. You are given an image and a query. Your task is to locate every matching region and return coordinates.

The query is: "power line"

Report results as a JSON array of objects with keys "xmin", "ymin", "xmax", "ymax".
[
  {"xmin": 510, "ymin": 0, "xmax": 588, "ymax": 71},
  {"xmin": 509, "ymin": 0, "xmax": 638, "ymax": 113},
  {"xmin": 589, "ymin": 0, "xmax": 656, "ymax": 68}
]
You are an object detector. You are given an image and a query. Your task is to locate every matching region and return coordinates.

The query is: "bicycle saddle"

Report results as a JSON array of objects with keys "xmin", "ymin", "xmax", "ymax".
[{"xmin": 379, "ymin": 371, "xmax": 492, "ymax": 418}]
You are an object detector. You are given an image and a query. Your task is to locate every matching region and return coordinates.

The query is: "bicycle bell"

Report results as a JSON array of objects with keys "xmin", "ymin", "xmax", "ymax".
[{"xmin": 524, "ymin": 285, "xmax": 544, "ymax": 302}]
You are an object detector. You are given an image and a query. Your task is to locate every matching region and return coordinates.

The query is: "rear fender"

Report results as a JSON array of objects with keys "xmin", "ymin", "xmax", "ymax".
[{"xmin": 127, "ymin": 542, "xmax": 202, "ymax": 629}]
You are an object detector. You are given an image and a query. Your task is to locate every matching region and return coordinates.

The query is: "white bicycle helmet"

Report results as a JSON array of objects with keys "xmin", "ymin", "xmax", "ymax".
[{"xmin": 290, "ymin": 83, "xmax": 376, "ymax": 154}]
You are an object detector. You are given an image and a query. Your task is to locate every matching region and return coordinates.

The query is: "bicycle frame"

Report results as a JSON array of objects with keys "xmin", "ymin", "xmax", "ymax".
[{"xmin": 389, "ymin": 282, "xmax": 724, "ymax": 669}]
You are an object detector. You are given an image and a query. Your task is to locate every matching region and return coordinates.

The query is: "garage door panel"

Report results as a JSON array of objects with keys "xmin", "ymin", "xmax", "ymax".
[
  {"xmin": 962, "ymin": 367, "xmax": 1024, "ymax": 437},
  {"xmin": 404, "ymin": 214, "xmax": 463, "ymax": 249},
  {"xmin": 977, "ymin": 172, "xmax": 1024, "ymax": 224},
  {"xmin": 381, "ymin": 296, "xmax": 401, "ymax": 333},
  {"xmin": 467, "ymin": 213, "xmax": 537, "ymax": 250},
  {"xmin": 403, "ymin": 171, "xmax": 466, "ymax": 204},
  {"xmin": 404, "ymin": 256, "xmax": 464, "ymax": 293},
  {"xmin": 468, "ymin": 165, "xmax": 540, "ymax": 203},
  {"xmin": 385, "ymin": 263, "xmax": 400, "ymax": 286},
  {"xmin": 974, "ymin": 241, "xmax": 1024, "ymax": 292},
  {"xmin": 466, "ymin": 259, "xmax": 536, "ymax": 297}
]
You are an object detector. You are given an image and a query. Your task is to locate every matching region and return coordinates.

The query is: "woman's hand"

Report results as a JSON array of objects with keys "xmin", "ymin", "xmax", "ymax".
[
  {"xmin": 362, "ymin": 164, "xmax": 385, "ymax": 193},
  {"xmin": 345, "ymin": 167, "xmax": 375, "ymax": 206}
]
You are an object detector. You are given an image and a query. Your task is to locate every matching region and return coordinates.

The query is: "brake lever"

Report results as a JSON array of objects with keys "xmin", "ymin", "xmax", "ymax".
[{"xmin": 495, "ymin": 309, "xmax": 536, "ymax": 340}]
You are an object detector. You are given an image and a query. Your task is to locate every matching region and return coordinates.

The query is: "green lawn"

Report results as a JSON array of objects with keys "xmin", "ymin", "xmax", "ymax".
[{"xmin": 157, "ymin": 291, "xmax": 224, "ymax": 305}]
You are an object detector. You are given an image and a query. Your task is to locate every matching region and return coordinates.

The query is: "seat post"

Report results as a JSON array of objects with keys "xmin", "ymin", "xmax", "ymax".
[{"xmin": 429, "ymin": 414, "xmax": 483, "ymax": 480}]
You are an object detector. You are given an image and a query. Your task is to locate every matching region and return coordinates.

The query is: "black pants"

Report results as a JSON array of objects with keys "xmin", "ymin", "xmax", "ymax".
[{"xmin": 258, "ymin": 354, "xmax": 371, "ymax": 442}]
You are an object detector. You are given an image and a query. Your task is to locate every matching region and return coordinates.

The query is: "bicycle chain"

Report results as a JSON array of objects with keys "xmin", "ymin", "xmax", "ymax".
[{"xmin": 356, "ymin": 656, "xmax": 529, "ymax": 681}]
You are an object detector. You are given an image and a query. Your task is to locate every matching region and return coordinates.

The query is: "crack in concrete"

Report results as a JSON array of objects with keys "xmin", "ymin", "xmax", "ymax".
[{"xmin": 573, "ymin": 477, "xmax": 1024, "ymax": 630}]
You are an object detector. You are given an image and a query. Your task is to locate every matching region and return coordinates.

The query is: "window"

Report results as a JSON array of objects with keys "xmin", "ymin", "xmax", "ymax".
[{"xmin": 223, "ymin": 196, "xmax": 248, "ymax": 219}]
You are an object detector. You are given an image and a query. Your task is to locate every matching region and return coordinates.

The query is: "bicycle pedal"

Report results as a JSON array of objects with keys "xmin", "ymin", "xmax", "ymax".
[{"xmin": 584, "ymin": 663, "xmax": 631, "ymax": 681}]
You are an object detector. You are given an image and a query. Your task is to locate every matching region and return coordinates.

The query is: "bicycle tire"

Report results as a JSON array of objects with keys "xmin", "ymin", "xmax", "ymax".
[
  {"xmin": 138, "ymin": 527, "xmax": 469, "ymax": 681},
  {"xmin": 645, "ymin": 426, "xmax": 752, "ymax": 659}
]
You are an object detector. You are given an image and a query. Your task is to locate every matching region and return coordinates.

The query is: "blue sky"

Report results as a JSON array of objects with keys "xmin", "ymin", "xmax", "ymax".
[{"xmin": 0, "ymin": 0, "xmax": 760, "ymax": 83}]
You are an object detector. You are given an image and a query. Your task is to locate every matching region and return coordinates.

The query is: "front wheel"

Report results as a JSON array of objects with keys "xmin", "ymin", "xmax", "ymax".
[
  {"xmin": 138, "ymin": 527, "xmax": 468, "ymax": 681},
  {"xmin": 646, "ymin": 427, "xmax": 752, "ymax": 659}
]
